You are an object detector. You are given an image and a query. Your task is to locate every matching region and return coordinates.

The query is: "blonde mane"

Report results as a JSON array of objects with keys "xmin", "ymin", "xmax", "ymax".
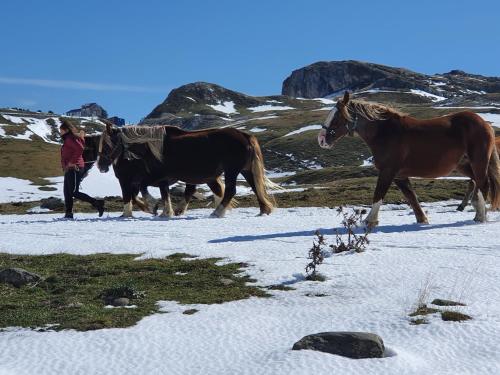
[
  {"xmin": 120, "ymin": 126, "xmax": 166, "ymax": 161},
  {"xmin": 346, "ymin": 100, "xmax": 405, "ymax": 122}
]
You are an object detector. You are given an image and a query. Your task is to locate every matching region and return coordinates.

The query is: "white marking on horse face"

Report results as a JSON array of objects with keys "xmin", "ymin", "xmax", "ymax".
[
  {"xmin": 324, "ymin": 108, "xmax": 337, "ymax": 127},
  {"xmin": 317, "ymin": 128, "xmax": 333, "ymax": 149}
]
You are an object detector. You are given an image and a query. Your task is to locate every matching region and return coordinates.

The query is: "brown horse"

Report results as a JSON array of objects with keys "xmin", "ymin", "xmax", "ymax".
[
  {"xmin": 318, "ymin": 92, "xmax": 500, "ymax": 226},
  {"xmin": 457, "ymin": 136, "xmax": 500, "ymax": 211},
  {"xmin": 97, "ymin": 124, "xmax": 278, "ymax": 218}
]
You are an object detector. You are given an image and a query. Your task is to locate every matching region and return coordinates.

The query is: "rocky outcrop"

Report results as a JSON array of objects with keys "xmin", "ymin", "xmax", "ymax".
[
  {"xmin": 0, "ymin": 268, "xmax": 42, "ymax": 287},
  {"xmin": 145, "ymin": 82, "xmax": 263, "ymax": 119},
  {"xmin": 282, "ymin": 60, "xmax": 500, "ymax": 99}
]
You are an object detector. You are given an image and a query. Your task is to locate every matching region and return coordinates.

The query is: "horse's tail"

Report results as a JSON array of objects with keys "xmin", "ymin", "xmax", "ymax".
[
  {"xmin": 248, "ymin": 135, "xmax": 279, "ymax": 214},
  {"xmin": 487, "ymin": 145, "xmax": 500, "ymax": 210}
]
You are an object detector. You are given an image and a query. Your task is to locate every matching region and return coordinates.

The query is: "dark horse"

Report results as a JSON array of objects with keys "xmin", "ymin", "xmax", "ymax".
[
  {"xmin": 82, "ymin": 133, "xmax": 223, "ymax": 216},
  {"xmin": 97, "ymin": 124, "xmax": 278, "ymax": 218},
  {"xmin": 318, "ymin": 92, "xmax": 500, "ymax": 226}
]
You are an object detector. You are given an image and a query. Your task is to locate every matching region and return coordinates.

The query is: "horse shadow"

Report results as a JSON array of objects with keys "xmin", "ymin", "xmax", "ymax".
[{"xmin": 208, "ymin": 219, "xmax": 474, "ymax": 244}]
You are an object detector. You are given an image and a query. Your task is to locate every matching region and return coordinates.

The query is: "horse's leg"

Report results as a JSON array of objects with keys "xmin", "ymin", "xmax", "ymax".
[
  {"xmin": 175, "ymin": 184, "xmax": 196, "ymax": 216},
  {"xmin": 159, "ymin": 182, "xmax": 174, "ymax": 218},
  {"xmin": 457, "ymin": 180, "xmax": 475, "ymax": 211},
  {"xmin": 394, "ymin": 178, "xmax": 429, "ymax": 224},
  {"xmin": 211, "ymin": 172, "xmax": 238, "ymax": 218},
  {"xmin": 469, "ymin": 150, "xmax": 490, "ymax": 222},
  {"xmin": 207, "ymin": 177, "xmax": 225, "ymax": 207},
  {"xmin": 119, "ymin": 179, "xmax": 134, "ymax": 218},
  {"xmin": 241, "ymin": 170, "xmax": 269, "ymax": 215},
  {"xmin": 140, "ymin": 185, "xmax": 158, "ymax": 214},
  {"xmin": 456, "ymin": 160, "xmax": 475, "ymax": 211},
  {"xmin": 365, "ymin": 169, "xmax": 396, "ymax": 228}
]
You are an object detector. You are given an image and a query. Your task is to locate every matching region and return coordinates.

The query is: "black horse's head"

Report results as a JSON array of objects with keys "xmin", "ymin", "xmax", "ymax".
[
  {"xmin": 81, "ymin": 134, "xmax": 101, "ymax": 177},
  {"xmin": 318, "ymin": 91, "xmax": 352, "ymax": 149},
  {"xmin": 97, "ymin": 122, "xmax": 123, "ymax": 173}
]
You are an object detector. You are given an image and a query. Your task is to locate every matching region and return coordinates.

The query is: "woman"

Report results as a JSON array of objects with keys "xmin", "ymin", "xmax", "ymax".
[{"xmin": 60, "ymin": 119, "xmax": 105, "ymax": 219}]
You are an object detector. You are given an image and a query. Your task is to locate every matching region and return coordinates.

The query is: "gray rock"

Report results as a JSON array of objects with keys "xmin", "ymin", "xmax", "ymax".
[
  {"xmin": 112, "ymin": 298, "xmax": 130, "ymax": 307},
  {"xmin": 431, "ymin": 298, "xmax": 466, "ymax": 307},
  {"xmin": 40, "ymin": 197, "xmax": 64, "ymax": 210},
  {"xmin": 219, "ymin": 278, "xmax": 234, "ymax": 286},
  {"xmin": 0, "ymin": 268, "xmax": 42, "ymax": 287},
  {"xmin": 292, "ymin": 331, "xmax": 385, "ymax": 359}
]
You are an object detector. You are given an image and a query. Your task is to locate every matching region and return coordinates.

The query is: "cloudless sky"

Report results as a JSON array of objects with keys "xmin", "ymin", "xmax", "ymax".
[{"xmin": 1, "ymin": 0, "xmax": 499, "ymax": 122}]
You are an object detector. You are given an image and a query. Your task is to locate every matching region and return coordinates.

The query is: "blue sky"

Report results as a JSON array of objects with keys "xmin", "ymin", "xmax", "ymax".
[{"xmin": 1, "ymin": 0, "xmax": 499, "ymax": 123}]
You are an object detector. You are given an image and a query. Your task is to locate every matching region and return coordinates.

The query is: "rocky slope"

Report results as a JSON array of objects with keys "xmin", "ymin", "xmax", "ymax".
[{"xmin": 282, "ymin": 60, "xmax": 500, "ymax": 104}]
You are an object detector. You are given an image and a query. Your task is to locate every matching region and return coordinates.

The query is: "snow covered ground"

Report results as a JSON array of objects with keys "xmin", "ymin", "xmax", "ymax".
[
  {"xmin": 0, "ymin": 115, "xmax": 61, "ymax": 144},
  {"xmin": 284, "ymin": 124, "xmax": 323, "ymax": 137},
  {"xmin": 208, "ymin": 101, "xmax": 238, "ymax": 115},
  {"xmin": 248, "ymin": 104, "xmax": 294, "ymax": 113},
  {"xmin": 0, "ymin": 168, "xmax": 122, "ymax": 203},
  {"xmin": 0, "ymin": 202, "xmax": 499, "ymax": 374}
]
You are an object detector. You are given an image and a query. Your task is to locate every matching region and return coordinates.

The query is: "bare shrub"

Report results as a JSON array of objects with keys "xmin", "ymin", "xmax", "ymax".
[
  {"xmin": 331, "ymin": 206, "xmax": 370, "ymax": 254},
  {"xmin": 305, "ymin": 230, "xmax": 327, "ymax": 281},
  {"xmin": 305, "ymin": 207, "xmax": 371, "ymax": 279}
]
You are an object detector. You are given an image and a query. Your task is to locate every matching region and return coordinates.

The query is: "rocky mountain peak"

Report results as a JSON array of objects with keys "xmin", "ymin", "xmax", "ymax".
[{"xmin": 281, "ymin": 60, "xmax": 500, "ymax": 100}]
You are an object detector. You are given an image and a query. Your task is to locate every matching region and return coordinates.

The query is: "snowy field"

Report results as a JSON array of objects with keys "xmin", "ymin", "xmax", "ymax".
[{"xmin": 1, "ymin": 202, "xmax": 499, "ymax": 374}]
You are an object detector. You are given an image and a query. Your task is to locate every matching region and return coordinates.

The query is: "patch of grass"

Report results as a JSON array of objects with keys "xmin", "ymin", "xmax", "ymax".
[
  {"xmin": 267, "ymin": 284, "xmax": 295, "ymax": 291},
  {"xmin": 0, "ymin": 138, "xmax": 61, "ymax": 181},
  {"xmin": 431, "ymin": 298, "xmax": 466, "ymax": 307},
  {"xmin": 305, "ymin": 273, "xmax": 326, "ymax": 282},
  {"xmin": 441, "ymin": 310, "xmax": 472, "ymax": 322},
  {"xmin": 305, "ymin": 293, "xmax": 328, "ymax": 297},
  {"xmin": 408, "ymin": 304, "xmax": 440, "ymax": 317},
  {"xmin": 0, "ymin": 252, "xmax": 267, "ymax": 331},
  {"xmin": 409, "ymin": 318, "xmax": 429, "ymax": 325}
]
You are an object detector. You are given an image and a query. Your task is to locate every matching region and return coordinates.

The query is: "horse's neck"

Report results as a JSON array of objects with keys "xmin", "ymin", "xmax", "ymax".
[{"xmin": 354, "ymin": 117, "xmax": 378, "ymax": 149}]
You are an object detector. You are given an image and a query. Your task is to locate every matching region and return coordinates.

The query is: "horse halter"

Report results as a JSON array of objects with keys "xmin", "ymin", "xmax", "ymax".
[
  {"xmin": 99, "ymin": 133, "xmax": 124, "ymax": 165},
  {"xmin": 322, "ymin": 107, "xmax": 359, "ymax": 137}
]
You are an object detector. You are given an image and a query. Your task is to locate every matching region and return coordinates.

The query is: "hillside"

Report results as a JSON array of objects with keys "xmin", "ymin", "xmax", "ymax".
[{"xmin": 0, "ymin": 109, "xmax": 106, "ymax": 183}]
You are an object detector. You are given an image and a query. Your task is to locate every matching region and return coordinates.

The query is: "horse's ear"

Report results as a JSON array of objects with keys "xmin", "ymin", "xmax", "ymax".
[{"xmin": 343, "ymin": 91, "xmax": 350, "ymax": 104}]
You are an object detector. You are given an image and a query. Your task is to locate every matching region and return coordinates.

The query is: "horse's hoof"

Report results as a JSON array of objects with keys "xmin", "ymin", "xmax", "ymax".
[
  {"xmin": 364, "ymin": 220, "xmax": 378, "ymax": 230},
  {"xmin": 210, "ymin": 211, "xmax": 224, "ymax": 218},
  {"xmin": 456, "ymin": 205, "xmax": 465, "ymax": 211},
  {"xmin": 174, "ymin": 209, "xmax": 186, "ymax": 216}
]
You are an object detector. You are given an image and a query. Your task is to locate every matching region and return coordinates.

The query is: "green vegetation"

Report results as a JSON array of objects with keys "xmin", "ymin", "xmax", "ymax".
[
  {"xmin": 0, "ymin": 138, "xmax": 61, "ymax": 181},
  {"xmin": 0, "ymin": 252, "xmax": 267, "ymax": 331},
  {"xmin": 441, "ymin": 310, "xmax": 472, "ymax": 322}
]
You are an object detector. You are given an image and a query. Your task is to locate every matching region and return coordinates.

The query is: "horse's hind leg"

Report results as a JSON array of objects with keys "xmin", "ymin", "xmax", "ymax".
[
  {"xmin": 159, "ymin": 182, "xmax": 174, "ymax": 218},
  {"xmin": 457, "ymin": 180, "xmax": 475, "ymax": 211},
  {"xmin": 469, "ymin": 148, "xmax": 491, "ymax": 222},
  {"xmin": 140, "ymin": 185, "xmax": 158, "ymax": 215},
  {"xmin": 207, "ymin": 177, "xmax": 225, "ymax": 207},
  {"xmin": 211, "ymin": 172, "xmax": 238, "ymax": 218},
  {"xmin": 456, "ymin": 159, "xmax": 475, "ymax": 211},
  {"xmin": 132, "ymin": 184, "xmax": 151, "ymax": 214},
  {"xmin": 394, "ymin": 178, "xmax": 428, "ymax": 224},
  {"xmin": 175, "ymin": 184, "xmax": 196, "ymax": 216},
  {"xmin": 241, "ymin": 170, "xmax": 270, "ymax": 215}
]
